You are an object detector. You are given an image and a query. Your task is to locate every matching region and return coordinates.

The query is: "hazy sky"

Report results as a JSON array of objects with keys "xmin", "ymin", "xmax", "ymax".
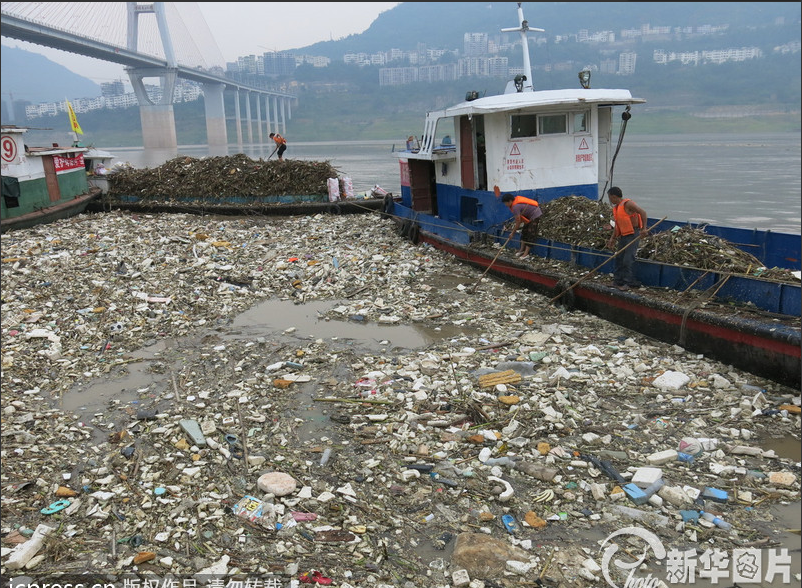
[{"xmin": 1, "ymin": 2, "xmax": 401, "ymax": 86}]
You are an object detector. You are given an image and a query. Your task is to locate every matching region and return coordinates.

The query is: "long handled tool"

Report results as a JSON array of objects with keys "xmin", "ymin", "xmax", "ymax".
[
  {"xmin": 470, "ymin": 229, "xmax": 515, "ymax": 293},
  {"xmin": 267, "ymin": 146, "xmax": 278, "ymax": 160},
  {"xmin": 549, "ymin": 216, "xmax": 666, "ymax": 303}
]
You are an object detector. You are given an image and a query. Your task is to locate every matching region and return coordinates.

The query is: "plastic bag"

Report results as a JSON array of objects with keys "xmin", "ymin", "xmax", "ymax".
[
  {"xmin": 370, "ymin": 184, "xmax": 389, "ymax": 197},
  {"xmin": 341, "ymin": 176, "xmax": 354, "ymax": 199},
  {"xmin": 327, "ymin": 178, "xmax": 340, "ymax": 202}
]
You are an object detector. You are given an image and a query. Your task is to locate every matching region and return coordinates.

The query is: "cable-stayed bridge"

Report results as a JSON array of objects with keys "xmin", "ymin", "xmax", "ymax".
[{"xmin": 0, "ymin": 2, "xmax": 294, "ymax": 149}]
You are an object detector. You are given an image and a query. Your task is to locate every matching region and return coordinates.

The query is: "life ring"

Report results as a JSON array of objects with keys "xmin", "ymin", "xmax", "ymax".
[
  {"xmin": 408, "ymin": 222, "xmax": 421, "ymax": 245},
  {"xmin": 553, "ymin": 278, "xmax": 575, "ymax": 309},
  {"xmin": 380, "ymin": 194, "xmax": 393, "ymax": 219}
]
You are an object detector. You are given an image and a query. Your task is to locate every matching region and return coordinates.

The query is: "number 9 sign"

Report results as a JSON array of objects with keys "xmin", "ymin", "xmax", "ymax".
[{"xmin": 2, "ymin": 135, "xmax": 20, "ymax": 164}]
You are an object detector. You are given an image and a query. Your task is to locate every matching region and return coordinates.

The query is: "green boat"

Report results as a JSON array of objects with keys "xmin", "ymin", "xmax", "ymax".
[{"xmin": 1, "ymin": 125, "xmax": 101, "ymax": 234}]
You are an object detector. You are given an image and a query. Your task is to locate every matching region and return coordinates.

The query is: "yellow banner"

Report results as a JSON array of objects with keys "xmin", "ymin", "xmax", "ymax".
[{"xmin": 67, "ymin": 100, "xmax": 83, "ymax": 135}]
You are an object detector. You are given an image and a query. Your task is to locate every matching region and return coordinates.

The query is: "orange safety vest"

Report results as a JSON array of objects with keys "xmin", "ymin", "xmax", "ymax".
[
  {"xmin": 613, "ymin": 198, "xmax": 643, "ymax": 236},
  {"xmin": 511, "ymin": 195, "xmax": 539, "ymax": 223},
  {"xmin": 272, "ymin": 134, "xmax": 287, "ymax": 146}
]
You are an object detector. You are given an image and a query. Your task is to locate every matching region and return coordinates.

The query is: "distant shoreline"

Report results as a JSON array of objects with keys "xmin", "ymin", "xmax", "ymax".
[{"xmin": 13, "ymin": 108, "xmax": 801, "ymax": 147}]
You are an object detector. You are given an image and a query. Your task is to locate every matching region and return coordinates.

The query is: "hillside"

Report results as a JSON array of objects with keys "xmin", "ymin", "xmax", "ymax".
[
  {"xmin": 0, "ymin": 45, "xmax": 101, "ymax": 105},
  {"xmin": 304, "ymin": 2, "xmax": 801, "ymax": 58},
  {"xmin": 2, "ymin": 1, "xmax": 799, "ymax": 143}
]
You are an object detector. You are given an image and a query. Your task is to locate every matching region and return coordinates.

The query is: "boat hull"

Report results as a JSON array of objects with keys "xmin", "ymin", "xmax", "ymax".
[
  {"xmin": 416, "ymin": 228, "xmax": 801, "ymax": 388},
  {"xmin": 0, "ymin": 187, "xmax": 101, "ymax": 234}
]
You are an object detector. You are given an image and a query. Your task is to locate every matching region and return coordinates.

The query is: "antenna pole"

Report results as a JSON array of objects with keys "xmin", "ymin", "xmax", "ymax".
[
  {"xmin": 501, "ymin": 3, "xmax": 544, "ymax": 92},
  {"xmin": 517, "ymin": 4, "xmax": 533, "ymax": 91}
]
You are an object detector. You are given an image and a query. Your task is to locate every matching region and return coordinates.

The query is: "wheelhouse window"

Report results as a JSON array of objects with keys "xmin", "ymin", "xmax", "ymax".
[
  {"xmin": 573, "ymin": 111, "xmax": 589, "ymax": 133},
  {"xmin": 511, "ymin": 114, "xmax": 538, "ymax": 138},
  {"xmin": 538, "ymin": 114, "xmax": 567, "ymax": 135},
  {"xmin": 511, "ymin": 113, "xmax": 571, "ymax": 138}
]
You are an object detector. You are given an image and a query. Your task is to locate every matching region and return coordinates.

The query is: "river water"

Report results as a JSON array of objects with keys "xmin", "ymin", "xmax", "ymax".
[{"xmin": 105, "ymin": 132, "xmax": 801, "ymax": 234}]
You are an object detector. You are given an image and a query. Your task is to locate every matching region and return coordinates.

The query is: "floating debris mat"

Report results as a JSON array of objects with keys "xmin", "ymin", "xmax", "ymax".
[{"xmin": 107, "ymin": 154, "xmax": 341, "ymax": 202}]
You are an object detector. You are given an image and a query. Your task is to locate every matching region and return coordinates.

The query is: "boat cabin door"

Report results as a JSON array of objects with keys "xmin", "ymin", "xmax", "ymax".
[
  {"xmin": 459, "ymin": 116, "xmax": 487, "ymax": 191},
  {"xmin": 408, "ymin": 159, "xmax": 438, "ymax": 215},
  {"xmin": 42, "ymin": 156, "xmax": 62, "ymax": 202}
]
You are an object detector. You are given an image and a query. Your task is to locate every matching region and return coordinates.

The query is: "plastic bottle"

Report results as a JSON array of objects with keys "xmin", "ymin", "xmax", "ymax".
[
  {"xmin": 611, "ymin": 504, "xmax": 669, "ymax": 527},
  {"xmin": 319, "ymin": 447, "xmax": 332, "ymax": 466},
  {"xmin": 700, "ymin": 511, "xmax": 732, "ymax": 530},
  {"xmin": 483, "ymin": 456, "xmax": 515, "ymax": 467}
]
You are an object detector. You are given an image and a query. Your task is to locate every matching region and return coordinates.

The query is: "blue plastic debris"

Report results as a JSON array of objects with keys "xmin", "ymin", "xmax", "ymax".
[
  {"xmin": 41, "ymin": 499, "xmax": 71, "ymax": 515},
  {"xmin": 501, "ymin": 514, "xmax": 519, "ymax": 533},
  {"xmin": 624, "ymin": 483, "xmax": 649, "ymax": 505},
  {"xmin": 702, "ymin": 487, "xmax": 729, "ymax": 503}
]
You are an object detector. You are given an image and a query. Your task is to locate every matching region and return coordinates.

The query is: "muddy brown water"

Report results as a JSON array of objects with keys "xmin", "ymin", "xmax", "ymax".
[{"xmin": 59, "ymin": 296, "xmax": 480, "ymax": 442}]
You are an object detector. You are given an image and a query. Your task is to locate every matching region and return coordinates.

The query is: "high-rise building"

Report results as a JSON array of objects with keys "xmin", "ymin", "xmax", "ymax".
[
  {"xmin": 619, "ymin": 52, "xmax": 638, "ymax": 75},
  {"xmin": 101, "ymin": 80, "xmax": 126, "ymax": 97},
  {"xmin": 464, "ymin": 33, "xmax": 489, "ymax": 57},
  {"xmin": 263, "ymin": 52, "xmax": 297, "ymax": 76}
]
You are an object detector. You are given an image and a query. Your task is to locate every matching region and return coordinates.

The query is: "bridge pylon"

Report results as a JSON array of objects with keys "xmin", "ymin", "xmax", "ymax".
[
  {"xmin": 128, "ymin": 67, "xmax": 178, "ymax": 149},
  {"xmin": 126, "ymin": 2, "xmax": 179, "ymax": 149}
]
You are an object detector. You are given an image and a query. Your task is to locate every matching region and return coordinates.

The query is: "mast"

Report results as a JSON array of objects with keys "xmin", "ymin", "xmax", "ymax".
[{"xmin": 500, "ymin": 3, "xmax": 544, "ymax": 92}]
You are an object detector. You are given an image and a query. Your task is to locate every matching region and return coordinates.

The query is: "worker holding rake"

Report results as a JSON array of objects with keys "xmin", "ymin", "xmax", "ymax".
[
  {"xmin": 269, "ymin": 132, "xmax": 287, "ymax": 161},
  {"xmin": 501, "ymin": 192, "xmax": 542, "ymax": 258}
]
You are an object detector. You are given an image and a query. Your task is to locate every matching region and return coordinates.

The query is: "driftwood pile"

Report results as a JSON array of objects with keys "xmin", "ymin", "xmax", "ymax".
[
  {"xmin": 538, "ymin": 196, "xmax": 798, "ymax": 284},
  {"xmin": 539, "ymin": 196, "xmax": 611, "ymax": 249},
  {"xmin": 107, "ymin": 154, "xmax": 341, "ymax": 200}
]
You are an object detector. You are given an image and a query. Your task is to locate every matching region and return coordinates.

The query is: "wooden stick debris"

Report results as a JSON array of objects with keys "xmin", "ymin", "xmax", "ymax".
[
  {"xmin": 474, "ymin": 340, "xmax": 515, "ymax": 351},
  {"xmin": 314, "ymin": 397, "xmax": 393, "ymax": 405},
  {"xmin": 171, "ymin": 373, "xmax": 182, "ymax": 403},
  {"xmin": 470, "ymin": 230, "xmax": 516, "ymax": 293},
  {"xmin": 236, "ymin": 400, "xmax": 250, "ymax": 474}
]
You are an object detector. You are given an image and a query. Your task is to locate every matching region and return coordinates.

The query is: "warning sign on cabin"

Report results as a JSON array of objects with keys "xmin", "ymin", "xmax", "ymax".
[
  {"xmin": 574, "ymin": 137, "xmax": 593, "ymax": 167},
  {"xmin": 505, "ymin": 143, "xmax": 524, "ymax": 172}
]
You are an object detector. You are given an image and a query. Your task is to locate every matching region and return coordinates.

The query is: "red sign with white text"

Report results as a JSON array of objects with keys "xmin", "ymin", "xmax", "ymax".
[{"xmin": 53, "ymin": 153, "xmax": 85, "ymax": 173}]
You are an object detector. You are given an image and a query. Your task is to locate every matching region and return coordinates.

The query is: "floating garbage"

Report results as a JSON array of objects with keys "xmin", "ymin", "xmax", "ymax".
[{"xmin": 0, "ymin": 210, "xmax": 798, "ymax": 585}]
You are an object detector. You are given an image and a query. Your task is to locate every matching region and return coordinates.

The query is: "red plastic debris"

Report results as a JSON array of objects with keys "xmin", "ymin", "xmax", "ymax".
[{"xmin": 299, "ymin": 570, "xmax": 333, "ymax": 585}]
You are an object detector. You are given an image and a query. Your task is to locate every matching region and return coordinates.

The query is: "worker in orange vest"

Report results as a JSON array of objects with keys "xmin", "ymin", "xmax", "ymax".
[
  {"xmin": 269, "ymin": 132, "xmax": 287, "ymax": 161},
  {"xmin": 606, "ymin": 186, "xmax": 649, "ymax": 291},
  {"xmin": 501, "ymin": 192, "xmax": 542, "ymax": 258}
]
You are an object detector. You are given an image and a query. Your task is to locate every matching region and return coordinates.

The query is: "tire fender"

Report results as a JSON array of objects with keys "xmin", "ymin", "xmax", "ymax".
[
  {"xmin": 408, "ymin": 222, "xmax": 421, "ymax": 245},
  {"xmin": 397, "ymin": 219, "xmax": 411, "ymax": 237},
  {"xmin": 380, "ymin": 194, "xmax": 393, "ymax": 219},
  {"xmin": 553, "ymin": 278, "xmax": 575, "ymax": 309}
]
